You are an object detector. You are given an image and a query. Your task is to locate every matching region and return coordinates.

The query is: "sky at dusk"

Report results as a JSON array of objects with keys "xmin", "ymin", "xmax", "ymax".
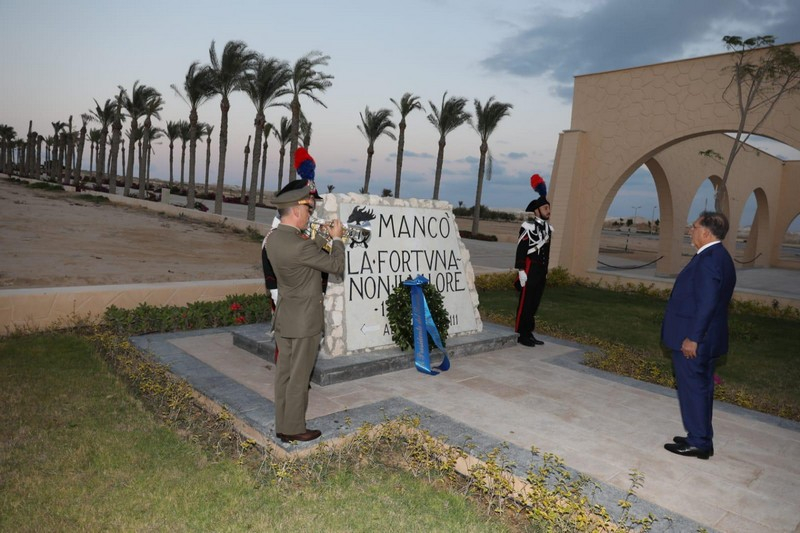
[{"xmin": 2, "ymin": 0, "xmax": 799, "ymax": 230}]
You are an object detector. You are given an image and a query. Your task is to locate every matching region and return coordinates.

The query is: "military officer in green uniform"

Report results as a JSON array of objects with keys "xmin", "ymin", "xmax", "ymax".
[{"xmin": 265, "ymin": 178, "xmax": 344, "ymax": 443}]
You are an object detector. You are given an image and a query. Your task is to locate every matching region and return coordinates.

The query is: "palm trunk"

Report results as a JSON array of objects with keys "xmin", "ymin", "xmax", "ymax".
[
  {"xmin": 35, "ymin": 136, "xmax": 43, "ymax": 178},
  {"xmin": 363, "ymin": 144, "xmax": 374, "ymax": 194},
  {"xmin": 259, "ymin": 138, "xmax": 268, "ymax": 203},
  {"xmin": 74, "ymin": 122, "xmax": 87, "ymax": 190},
  {"xmin": 248, "ymin": 117, "xmax": 264, "ymax": 221},
  {"xmin": 169, "ymin": 141, "xmax": 175, "ymax": 186},
  {"xmin": 64, "ymin": 117, "xmax": 74, "ymax": 185},
  {"xmin": 241, "ymin": 134, "xmax": 251, "ymax": 204},
  {"xmin": 204, "ymin": 137, "xmax": 211, "ymax": 195},
  {"xmin": 471, "ymin": 143, "xmax": 488, "ymax": 237},
  {"xmin": 289, "ymin": 97, "xmax": 300, "ymax": 182},
  {"xmin": 180, "ymin": 141, "xmax": 186, "ymax": 189},
  {"xmin": 432, "ymin": 137, "xmax": 446, "ymax": 200},
  {"xmin": 277, "ymin": 147, "xmax": 286, "ymax": 191},
  {"xmin": 124, "ymin": 119, "xmax": 138, "ymax": 196},
  {"xmin": 213, "ymin": 97, "xmax": 230, "ymax": 215},
  {"xmin": 108, "ymin": 108, "xmax": 122, "ymax": 195},
  {"xmin": 394, "ymin": 120, "xmax": 406, "ymax": 198},
  {"xmin": 187, "ymin": 109, "xmax": 199, "ymax": 208}
]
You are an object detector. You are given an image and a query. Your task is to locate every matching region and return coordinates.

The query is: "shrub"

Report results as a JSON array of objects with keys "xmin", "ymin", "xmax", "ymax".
[{"xmin": 103, "ymin": 293, "xmax": 271, "ymax": 336}]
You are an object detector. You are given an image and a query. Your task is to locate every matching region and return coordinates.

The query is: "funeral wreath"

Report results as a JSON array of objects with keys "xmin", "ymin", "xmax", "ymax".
[{"xmin": 385, "ymin": 280, "xmax": 450, "ymax": 351}]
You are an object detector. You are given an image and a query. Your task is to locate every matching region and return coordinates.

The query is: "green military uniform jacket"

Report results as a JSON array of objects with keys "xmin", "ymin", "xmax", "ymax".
[{"xmin": 265, "ymin": 224, "xmax": 345, "ymax": 338}]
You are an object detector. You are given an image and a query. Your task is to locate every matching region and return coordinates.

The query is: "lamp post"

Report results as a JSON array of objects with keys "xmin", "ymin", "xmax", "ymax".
[{"xmin": 632, "ymin": 205, "xmax": 641, "ymax": 228}]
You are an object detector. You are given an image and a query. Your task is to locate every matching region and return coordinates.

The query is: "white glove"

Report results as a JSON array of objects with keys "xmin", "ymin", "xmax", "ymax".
[
  {"xmin": 518, "ymin": 270, "xmax": 527, "ymax": 287},
  {"xmin": 270, "ymin": 289, "xmax": 278, "ymax": 303}
]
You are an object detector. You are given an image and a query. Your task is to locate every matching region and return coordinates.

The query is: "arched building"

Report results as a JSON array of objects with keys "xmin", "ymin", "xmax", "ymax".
[{"xmin": 549, "ymin": 43, "xmax": 800, "ymax": 280}]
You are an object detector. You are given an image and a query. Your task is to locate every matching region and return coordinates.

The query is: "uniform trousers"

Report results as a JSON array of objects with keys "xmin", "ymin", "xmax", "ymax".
[
  {"xmin": 274, "ymin": 333, "xmax": 321, "ymax": 435},
  {"xmin": 671, "ymin": 349, "xmax": 716, "ymax": 449},
  {"xmin": 515, "ymin": 264, "xmax": 547, "ymax": 338}
]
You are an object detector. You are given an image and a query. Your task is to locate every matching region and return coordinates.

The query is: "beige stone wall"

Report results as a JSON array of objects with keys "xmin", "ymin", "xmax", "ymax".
[{"xmin": 550, "ymin": 43, "xmax": 800, "ymax": 276}]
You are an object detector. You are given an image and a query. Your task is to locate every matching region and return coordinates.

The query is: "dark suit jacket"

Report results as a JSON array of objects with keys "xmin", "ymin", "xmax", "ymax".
[
  {"xmin": 661, "ymin": 242, "xmax": 736, "ymax": 358},
  {"xmin": 265, "ymin": 224, "xmax": 345, "ymax": 338}
]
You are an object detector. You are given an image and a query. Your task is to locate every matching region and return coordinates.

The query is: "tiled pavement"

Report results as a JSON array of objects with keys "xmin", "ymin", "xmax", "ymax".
[{"xmin": 133, "ymin": 326, "xmax": 800, "ymax": 533}]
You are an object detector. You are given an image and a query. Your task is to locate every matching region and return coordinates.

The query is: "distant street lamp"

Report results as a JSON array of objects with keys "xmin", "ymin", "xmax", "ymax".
[{"xmin": 632, "ymin": 205, "xmax": 641, "ymax": 227}]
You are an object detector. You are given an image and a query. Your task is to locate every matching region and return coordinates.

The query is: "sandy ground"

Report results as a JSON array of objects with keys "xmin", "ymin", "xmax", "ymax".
[
  {"xmin": 1, "ymin": 180, "xmax": 673, "ymax": 290},
  {"xmin": 0, "ymin": 179, "xmax": 263, "ymax": 289}
]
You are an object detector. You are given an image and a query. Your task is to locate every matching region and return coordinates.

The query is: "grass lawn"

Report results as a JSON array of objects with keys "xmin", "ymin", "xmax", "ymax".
[
  {"xmin": 479, "ymin": 285, "xmax": 800, "ymax": 419},
  {"xmin": 0, "ymin": 333, "xmax": 513, "ymax": 532}
]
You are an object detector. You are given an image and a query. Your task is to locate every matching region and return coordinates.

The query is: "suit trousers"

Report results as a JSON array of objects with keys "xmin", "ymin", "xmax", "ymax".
[
  {"xmin": 671, "ymin": 349, "xmax": 716, "ymax": 449},
  {"xmin": 274, "ymin": 333, "xmax": 321, "ymax": 435}
]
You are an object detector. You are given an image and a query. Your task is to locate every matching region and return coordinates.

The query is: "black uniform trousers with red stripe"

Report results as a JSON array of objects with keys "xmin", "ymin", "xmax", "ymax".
[{"xmin": 515, "ymin": 260, "xmax": 547, "ymax": 339}]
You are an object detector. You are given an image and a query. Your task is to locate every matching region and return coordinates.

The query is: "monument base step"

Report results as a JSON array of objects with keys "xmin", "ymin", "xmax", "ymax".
[{"xmin": 232, "ymin": 322, "xmax": 517, "ymax": 386}]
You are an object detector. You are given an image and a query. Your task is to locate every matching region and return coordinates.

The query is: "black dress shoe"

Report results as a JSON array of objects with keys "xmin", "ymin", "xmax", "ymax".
[
  {"xmin": 530, "ymin": 336, "xmax": 544, "ymax": 345},
  {"xmin": 518, "ymin": 336, "xmax": 536, "ymax": 347},
  {"xmin": 673, "ymin": 436, "xmax": 714, "ymax": 456},
  {"xmin": 664, "ymin": 442, "xmax": 711, "ymax": 459},
  {"xmin": 278, "ymin": 429, "xmax": 322, "ymax": 443}
]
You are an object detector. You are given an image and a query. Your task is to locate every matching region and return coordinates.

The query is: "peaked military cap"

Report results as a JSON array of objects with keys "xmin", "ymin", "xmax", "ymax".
[{"xmin": 270, "ymin": 179, "xmax": 323, "ymax": 208}]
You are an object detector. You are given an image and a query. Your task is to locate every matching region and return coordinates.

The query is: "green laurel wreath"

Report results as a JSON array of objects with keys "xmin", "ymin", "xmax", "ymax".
[{"xmin": 385, "ymin": 281, "xmax": 450, "ymax": 351}]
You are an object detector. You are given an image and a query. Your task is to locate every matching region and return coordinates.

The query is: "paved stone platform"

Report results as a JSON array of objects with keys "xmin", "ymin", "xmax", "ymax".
[{"xmin": 131, "ymin": 325, "xmax": 800, "ymax": 533}]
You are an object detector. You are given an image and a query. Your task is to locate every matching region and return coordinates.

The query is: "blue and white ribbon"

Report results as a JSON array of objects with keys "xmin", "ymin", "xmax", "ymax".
[{"xmin": 403, "ymin": 275, "xmax": 450, "ymax": 375}]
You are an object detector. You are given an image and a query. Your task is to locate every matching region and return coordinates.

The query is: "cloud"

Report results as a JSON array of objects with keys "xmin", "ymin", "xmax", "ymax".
[
  {"xmin": 401, "ymin": 150, "xmax": 435, "ymax": 159},
  {"xmin": 482, "ymin": 0, "xmax": 800, "ymax": 100},
  {"xmin": 504, "ymin": 151, "xmax": 527, "ymax": 160}
]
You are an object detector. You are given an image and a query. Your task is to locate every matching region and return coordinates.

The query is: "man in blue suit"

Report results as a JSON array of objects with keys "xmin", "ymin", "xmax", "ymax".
[{"xmin": 661, "ymin": 211, "xmax": 736, "ymax": 459}]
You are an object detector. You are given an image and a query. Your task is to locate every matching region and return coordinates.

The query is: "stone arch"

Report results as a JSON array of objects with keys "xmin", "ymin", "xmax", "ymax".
[
  {"xmin": 739, "ymin": 188, "xmax": 771, "ymax": 268},
  {"xmin": 549, "ymin": 42, "xmax": 800, "ymax": 278}
]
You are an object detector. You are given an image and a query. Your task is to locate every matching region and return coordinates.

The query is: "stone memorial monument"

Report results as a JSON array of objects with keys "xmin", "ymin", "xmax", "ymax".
[{"xmin": 315, "ymin": 193, "xmax": 483, "ymax": 357}]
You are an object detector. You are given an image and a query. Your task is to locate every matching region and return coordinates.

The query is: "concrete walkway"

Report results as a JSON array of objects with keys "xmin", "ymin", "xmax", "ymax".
[{"xmin": 134, "ymin": 325, "xmax": 800, "ymax": 533}]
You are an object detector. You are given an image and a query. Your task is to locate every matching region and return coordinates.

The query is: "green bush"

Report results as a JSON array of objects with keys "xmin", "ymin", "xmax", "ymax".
[{"xmin": 103, "ymin": 293, "xmax": 271, "ymax": 336}]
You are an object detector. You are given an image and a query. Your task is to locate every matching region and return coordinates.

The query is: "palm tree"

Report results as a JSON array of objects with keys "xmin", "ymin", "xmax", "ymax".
[
  {"xmin": 73, "ymin": 113, "xmax": 91, "ymax": 188},
  {"xmin": 63, "ymin": 116, "xmax": 75, "ymax": 185},
  {"xmin": 50, "ymin": 121, "xmax": 66, "ymax": 180},
  {"xmin": 240, "ymin": 135, "xmax": 251, "ymax": 201},
  {"xmin": 107, "ymin": 88, "xmax": 126, "ymax": 194},
  {"xmin": 88, "ymin": 128, "xmax": 101, "ymax": 179},
  {"xmin": 241, "ymin": 56, "xmax": 291, "ymax": 220},
  {"xmin": 172, "ymin": 61, "xmax": 216, "ymax": 207},
  {"xmin": 427, "ymin": 92, "xmax": 471, "ymax": 200},
  {"xmin": 165, "ymin": 120, "xmax": 181, "ymax": 186},
  {"xmin": 274, "ymin": 116, "xmax": 291, "ymax": 190},
  {"xmin": 390, "ymin": 92, "xmax": 425, "ymax": 198},
  {"xmin": 259, "ymin": 122, "xmax": 276, "ymax": 203},
  {"xmin": 201, "ymin": 123, "xmax": 214, "ymax": 195},
  {"xmin": 287, "ymin": 51, "xmax": 333, "ymax": 181},
  {"xmin": 207, "ymin": 40, "xmax": 258, "ymax": 214},
  {"xmin": 120, "ymin": 81, "xmax": 159, "ymax": 196},
  {"xmin": 357, "ymin": 106, "xmax": 396, "ymax": 194},
  {"xmin": 470, "ymin": 97, "xmax": 513, "ymax": 236},
  {"xmin": 0, "ymin": 125, "xmax": 16, "ymax": 175},
  {"xmin": 178, "ymin": 120, "xmax": 190, "ymax": 189},
  {"xmin": 90, "ymin": 98, "xmax": 115, "ymax": 187},
  {"xmin": 137, "ymin": 88, "xmax": 163, "ymax": 199},
  {"xmin": 145, "ymin": 126, "xmax": 164, "ymax": 192}
]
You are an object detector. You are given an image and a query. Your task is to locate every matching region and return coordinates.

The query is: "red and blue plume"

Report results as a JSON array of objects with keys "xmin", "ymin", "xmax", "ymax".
[
  {"xmin": 530, "ymin": 173, "xmax": 547, "ymax": 197},
  {"xmin": 295, "ymin": 147, "xmax": 316, "ymax": 180}
]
